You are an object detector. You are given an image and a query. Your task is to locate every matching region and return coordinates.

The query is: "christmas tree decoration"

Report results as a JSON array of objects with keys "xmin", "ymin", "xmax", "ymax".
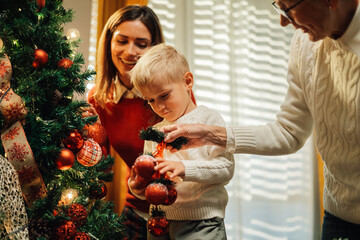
[
  {"xmin": 0, "ymin": 1, "xmax": 127, "ymax": 238},
  {"xmin": 134, "ymin": 154, "xmax": 156, "ymax": 178},
  {"xmin": 57, "ymin": 58, "xmax": 73, "ymax": 69},
  {"xmin": 36, "ymin": 0, "xmax": 46, "ymax": 10},
  {"xmin": 60, "ymin": 188, "xmax": 79, "ymax": 206},
  {"xmin": 0, "ymin": 155, "xmax": 29, "ymax": 239},
  {"xmin": 89, "ymin": 181, "xmax": 107, "ymax": 199},
  {"xmin": 76, "ymin": 138, "xmax": 102, "ymax": 167},
  {"xmin": 145, "ymin": 182, "xmax": 169, "ymax": 205},
  {"xmin": 66, "ymin": 203, "xmax": 87, "ymax": 227},
  {"xmin": 0, "ymin": 55, "xmax": 47, "ymax": 205},
  {"xmin": 147, "ymin": 207, "xmax": 169, "ymax": 236},
  {"xmin": 74, "ymin": 232, "xmax": 91, "ymax": 240},
  {"xmin": 66, "ymin": 28, "xmax": 80, "ymax": 42},
  {"xmin": 55, "ymin": 148, "xmax": 75, "ymax": 170},
  {"xmin": 33, "ymin": 49, "xmax": 48, "ymax": 68},
  {"xmin": 84, "ymin": 122, "xmax": 107, "ymax": 147},
  {"xmin": 28, "ymin": 218, "xmax": 53, "ymax": 240},
  {"xmin": 0, "ymin": 38, "xmax": 3, "ymax": 48},
  {"xmin": 140, "ymin": 126, "xmax": 188, "ymax": 150},
  {"xmin": 163, "ymin": 184, "xmax": 177, "ymax": 205},
  {"xmin": 53, "ymin": 220, "xmax": 77, "ymax": 240},
  {"xmin": 62, "ymin": 130, "xmax": 84, "ymax": 153}
]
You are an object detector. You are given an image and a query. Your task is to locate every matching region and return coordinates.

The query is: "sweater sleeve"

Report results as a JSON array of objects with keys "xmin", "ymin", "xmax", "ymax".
[
  {"xmin": 230, "ymin": 30, "xmax": 314, "ymax": 155},
  {"xmin": 182, "ymin": 145, "xmax": 234, "ymax": 184},
  {"xmin": 180, "ymin": 107, "xmax": 235, "ymax": 184}
]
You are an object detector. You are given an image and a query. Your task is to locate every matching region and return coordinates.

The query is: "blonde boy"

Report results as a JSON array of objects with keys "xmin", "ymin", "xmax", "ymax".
[{"xmin": 130, "ymin": 43, "xmax": 234, "ymax": 240}]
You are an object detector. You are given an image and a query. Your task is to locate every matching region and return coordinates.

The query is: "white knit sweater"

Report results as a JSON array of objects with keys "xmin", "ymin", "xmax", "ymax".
[
  {"xmin": 145, "ymin": 105, "xmax": 234, "ymax": 220},
  {"xmin": 227, "ymin": 5, "xmax": 360, "ymax": 224}
]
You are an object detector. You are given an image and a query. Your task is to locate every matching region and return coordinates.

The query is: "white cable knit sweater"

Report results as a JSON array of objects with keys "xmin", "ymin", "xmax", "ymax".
[
  {"xmin": 145, "ymin": 105, "xmax": 234, "ymax": 220},
  {"xmin": 227, "ymin": 5, "xmax": 360, "ymax": 224}
]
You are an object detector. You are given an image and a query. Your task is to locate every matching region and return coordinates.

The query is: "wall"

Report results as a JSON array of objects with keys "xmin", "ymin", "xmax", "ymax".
[{"xmin": 63, "ymin": 0, "xmax": 92, "ymax": 68}]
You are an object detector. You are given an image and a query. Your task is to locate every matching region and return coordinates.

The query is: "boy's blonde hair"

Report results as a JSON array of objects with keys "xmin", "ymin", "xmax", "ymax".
[{"xmin": 131, "ymin": 43, "xmax": 190, "ymax": 91}]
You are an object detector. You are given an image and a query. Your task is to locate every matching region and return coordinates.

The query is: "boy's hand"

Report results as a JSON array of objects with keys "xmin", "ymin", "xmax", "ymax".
[
  {"xmin": 154, "ymin": 159, "xmax": 185, "ymax": 180},
  {"xmin": 129, "ymin": 166, "xmax": 153, "ymax": 196}
]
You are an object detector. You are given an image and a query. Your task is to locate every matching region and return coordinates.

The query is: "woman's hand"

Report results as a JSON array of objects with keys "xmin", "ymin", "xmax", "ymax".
[{"xmin": 160, "ymin": 123, "xmax": 227, "ymax": 152}]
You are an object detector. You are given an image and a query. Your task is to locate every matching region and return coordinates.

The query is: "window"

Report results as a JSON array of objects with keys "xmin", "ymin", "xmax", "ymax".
[{"xmin": 148, "ymin": 0, "xmax": 319, "ymax": 239}]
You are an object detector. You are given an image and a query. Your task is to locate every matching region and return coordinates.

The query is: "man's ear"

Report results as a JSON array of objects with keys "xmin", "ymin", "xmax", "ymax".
[{"xmin": 183, "ymin": 72, "xmax": 194, "ymax": 90}]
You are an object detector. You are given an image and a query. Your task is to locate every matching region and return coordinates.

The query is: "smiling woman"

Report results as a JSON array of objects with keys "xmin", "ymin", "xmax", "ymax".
[{"xmin": 86, "ymin": 5, "xmax": 164, "ymax": 240}]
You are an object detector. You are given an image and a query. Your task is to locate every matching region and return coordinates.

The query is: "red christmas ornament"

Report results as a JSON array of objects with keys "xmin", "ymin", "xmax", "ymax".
[
  {"xmin": 76, "ymin": 139, "xmax": 102, "ymax": 167},
  {"xmin": 134, "ymin": 173, "xmax": 155, "ymax": 189},
  {"xmin": 33, "ymin": 49, "xmax": 48, "ymax": 68},
  {"xmin": 163, "ymin": 184, "xmax": 177, "ymax": 205},
  {"xmin": 54, "ymin": 220, "xmax": 77, "ymax": 240},
  {"xmin": 57, "ymin": 58, "xmax": 73, "ymax": 69},
  {"xmin": 66, "ymin": 203, "xmax": 87, "ymax": 227},
  {"xmin": 84, "ymin": 122, "xmax": 107, "ymax": 147},
  {"xmin": 145, "ymin": 183, "xmax": 168, "ymax": 205},
  {"xmin": 90, "ymin": 181, "xmax": 107, "ymax": 199},
  {"xmin": 134, "ymin": 155, "xmax": 156, "ymax": 178},
  {"xmin": 55, "ymin": 148, "xmax": 75, "ymax": 170},
  {"xmin": 36, "ymin": 0, "xmax": 45, "ymax": 10},
  {"xmin": 74, "ymin": 232, "xmax": 90, "ymax": 240},
  {"xmin": 63, "ymin": 130, "xmax": 84, "ymax": 153},
  {"xmin": 147, "ymin": 215, "xmax": 169, "ymax": 236}
]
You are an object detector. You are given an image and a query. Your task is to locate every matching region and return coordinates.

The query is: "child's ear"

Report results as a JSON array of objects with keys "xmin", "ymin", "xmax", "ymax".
[{"xmin": 183, "ymin": 72, "xmax": 194, "ymax": 90}]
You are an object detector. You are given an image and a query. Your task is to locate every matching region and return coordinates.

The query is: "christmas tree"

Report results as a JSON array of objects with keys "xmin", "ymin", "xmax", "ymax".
[{"xmin": 0, "ymin": 0, "xmax": 127, "ymax": 239}]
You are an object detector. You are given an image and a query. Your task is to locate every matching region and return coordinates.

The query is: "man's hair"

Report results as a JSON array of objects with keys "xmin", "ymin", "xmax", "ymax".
[{"xmin": 131, "ymin": 43, "xmax": 190, "ymax": 90}]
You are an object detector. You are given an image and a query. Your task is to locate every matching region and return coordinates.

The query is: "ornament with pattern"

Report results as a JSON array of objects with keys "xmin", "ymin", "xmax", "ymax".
[
  {"xmin": 66, "ymin": 203, "xmax": 87, "ymax": 227},
  {"xmin": 53, "ymin": 220, "xmax": 77, "ymax": 240},
  {"xmin": 76, "ymin": 138, "xmax": 102, "ymax": 167},
  {"xmin": 74, "ymin": 232, "xmax": 91, "ymax": 240},
  {"xmin": 84, "ymin": 122, "xmax": 107, "ymax": 147}
]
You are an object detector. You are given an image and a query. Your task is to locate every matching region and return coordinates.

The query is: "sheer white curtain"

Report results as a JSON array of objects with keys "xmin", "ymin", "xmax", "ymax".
[{"xmin": 148, "ymin": 1, "xmax": 320, "ymax": 239}]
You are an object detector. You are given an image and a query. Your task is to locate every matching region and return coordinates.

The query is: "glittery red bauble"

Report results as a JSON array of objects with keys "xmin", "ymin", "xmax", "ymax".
[
  {"xmin": 66, "ymin": 203, "xmax": 87, "ymax": 227},
  {"xmin": 163, "ymin": 184, "xmax": 177, "ymax": 205},
  {"xmin": 74, "ymin": 232, "xmax": 90, "ymax": 240},
  {"xmin": 55, "ymin": 148, "xmax": 75, "ymax": 170},
  {"xmin": 147, "ymin": 216, "xmax": 169, "ymax": 236},
  {"xmin": 134, "ymin": 155, "xmax": 156, "ymax": 178},
  {"xmin": 90, "ymin": 181, "xmax": 107, "ymax": 199},
  {"xmin": 76, "ymin": 139, "xmax": 102, "ymax": 167},
  {"xmin": 54, "ymin": 220, "xmax": 77, "ymax": 240},
  {"xmin": 36, "ymin": 0, "xmax": 45, "ymax": 10},
  {"xmin": 33, "ymin": 49, "xmax": 48, "ymax": 68},
  {"xmin": 84, "ymin": 122, "xmax": 107, "ymax": 147},
  {"xmin": 63, "ymin": 130, "xmax": 84, "ymax": 153},
  {"xmin": 57, "ymin": 58, "xmax": 73, "ymax": 69},
  {"xmin": 145, "ymin": 183, "xmax": 168, "ymax": 205}
]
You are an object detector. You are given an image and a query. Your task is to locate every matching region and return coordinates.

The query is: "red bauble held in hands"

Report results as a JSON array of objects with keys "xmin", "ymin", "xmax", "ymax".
[
  {"xmin": 134, "ymin": 155, "xmax": 156, "ymax": 178},
  {"xmin": 164, "ymin": 184, "xmax": 177, "ymax": 205},
  {"xmin": 145, "ymin": 182, "xmax": 168, "ymax": 205},
  {"xmin": 148, "ymin": 215, "xmax": 170, "ymax": 236}
]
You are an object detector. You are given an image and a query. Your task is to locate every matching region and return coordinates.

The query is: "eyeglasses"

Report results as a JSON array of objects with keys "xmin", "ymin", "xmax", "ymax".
[{"xmin": 272, "ymin": 0, "xmax": 306, "ymax": 23}]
